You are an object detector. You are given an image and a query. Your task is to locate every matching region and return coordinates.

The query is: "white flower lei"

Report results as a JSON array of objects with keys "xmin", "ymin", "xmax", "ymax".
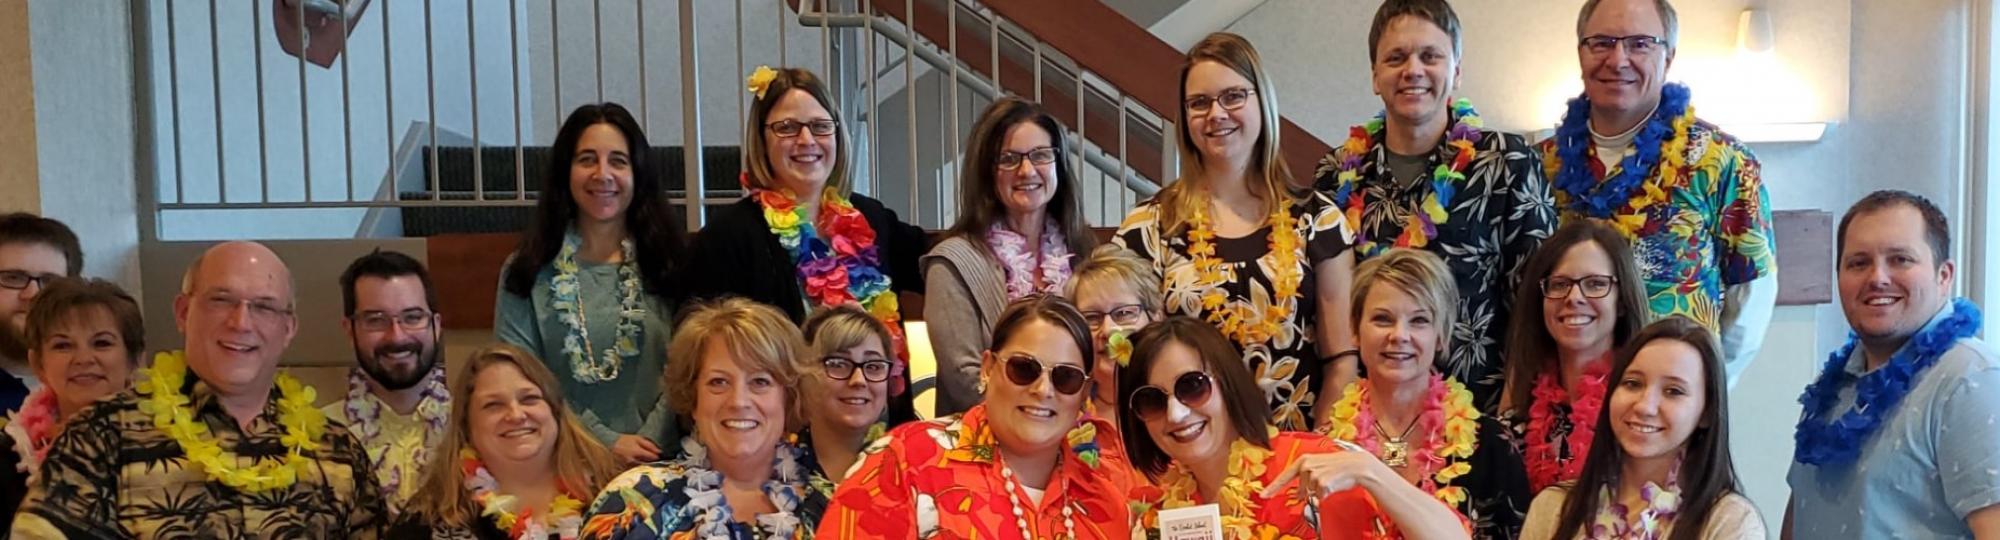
[
  {"xmin": 678, "ymin": 436, "xmax": 811, "ymax": 539},
  {"xmin": 550, "ymin": 229, "xmax": 646, "ymax": 384}
]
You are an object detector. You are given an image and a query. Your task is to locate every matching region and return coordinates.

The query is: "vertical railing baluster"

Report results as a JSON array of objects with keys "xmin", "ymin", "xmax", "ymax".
[
  {"xmin": 207, "ymin": 0, "xmax": 226, "ymax": 203},
  {"xmin": 469, "ymin": 0, "xmax": 482, "ymax": 202},
  {"xmin": 1118, "ymin": 96, "xmax": 1128, "ymax": 220},
  {"xmin": 425, "ymin": 0, "xmax": 438, "ymax": 201},
  {"xmin": 298, "ymin": 0, "xmax": 313, "ymax": 202},
  {"xmin": 166, "ymin": 0, "xmax": 185, "ymax": 204},
  {"xmin": 737, "ymin": 0, "xmax": 746, "ymax": 172},
  {"xmin": 1032, "ymin": 42, "xmax": 1041, "ymax": 102},
  {"xmin": 820, "ymin": 0, "xmax": 832, "ymax": 77},
  {"xmin": 679, "ymin": 0, "xmax": 707, "ymax": 229},
  {"xmin": 340, "ymin": 0, "xmax": 355, "ymax": 201},
  {"xmin": 383, "ymin": 0, "xmax": 395, "ymax": 203},
  {"xmin": 253, "ymin": 0, "xmax": 268, "ymax": 202},
  {"xmin": 905, "ymin": 0, "xmax": 917, "ymax": 225},
  {"xmin": 512, "ymin": 0, "xmax": 525, "ymax": 200},
  {"xmin": 593, "ymin": 0, "xmax": 603, "ymax": 103},
  {"xmin": 948, "ymin": 0, "xmax": 960, "ymax": 226},
  {"xmin": 551, "ymin": 0, "xmax": 562, "ymax": 120},
  {"xmin": 864, "ymin": 0, "xmax": 876, "ymax": 197},
  {"xmin": 638, "ymin": 0, "xmax": 648, "ymax": 131}
]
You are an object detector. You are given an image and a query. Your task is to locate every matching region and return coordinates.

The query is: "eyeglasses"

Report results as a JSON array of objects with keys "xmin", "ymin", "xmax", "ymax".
[
  {"xmin": 1541, "ymin": 275, "xmax": 1618, "ymax": 299},
  {"xmin": 1081, "ymin": 304, "xmax": 1147, "ymax": 331},
  {"xmin": 201, "ymin": 293, "xmax": 294, "ymax": 323},
  {"xmin": 352, "ymin": 309, "xmax": 436, "ymax": 333},
  {"xmin": 766, "ymin": 118, "xmax": 838, "ymax": 138},
  {"xmin": 822, "ymin": 356, "xmax": 893, "ymax": 383},
  {"xmin": 1184, "ymin": 87, "xmax": 1256, "ymax": 115},
  {"xmin": 1579, "ymin": 35, "xmax": 1668, "ymax": 57},
  {"xmin": 0, "ymin": 270, "xmax": 59, "ymax": 291},
  {"xmin": 996, "ymin": 147, "xmax": 1058, "ymax": 171},
  {"xmin": 1000, "ymin": 354, "xmax": 1089, "ymax": 396},
  {"xmin": 1128, "ymin": 371, "xmax": 1214, "ymax": 423}
]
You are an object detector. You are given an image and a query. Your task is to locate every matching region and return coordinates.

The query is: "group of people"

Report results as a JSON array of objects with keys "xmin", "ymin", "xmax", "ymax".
[{"xmin": 0, "ymin": 0, "xmax": 1990, "ymax": 538}]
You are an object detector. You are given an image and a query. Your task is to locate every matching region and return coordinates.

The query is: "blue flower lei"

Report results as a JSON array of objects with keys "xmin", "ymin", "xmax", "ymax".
[
  {"xmin": 1552, "ymin": 83, "xmax": 1692, "ymax": 218},
  {"xmin": 1794, "ymin": 297, "xmax": 1982, "ymax": 467}
]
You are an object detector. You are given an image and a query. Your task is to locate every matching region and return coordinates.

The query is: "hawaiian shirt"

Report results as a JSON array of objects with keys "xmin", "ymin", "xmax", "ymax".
[
  {"xmin": 816, "ymin": 405, "xmax": 1137, "ymax": 539},
  {"xmin": 1315, "ymin": 123, "xmax": 1555, "ymax": 412},
  {"xmin": 1537, "ymin": 119, "xmax": 1776, "ymax": 330},
  {"xmin": 1131, "ymin": 432, "xmax": 1378, "ymax": 539},
  {"xmin": 580, "ymin": 442, "xmax": 830, "ymax": 540},
  {"xmin": 1112, "ymin": 194, "xmax": 1353, "ymax": 431},
  {"xmin": 321, "ymin": 384, "xmax": 447, "ymax": 515},
  {"xmin": 11, "ymin": 381, "xmax": 386, "ymax": 539}
]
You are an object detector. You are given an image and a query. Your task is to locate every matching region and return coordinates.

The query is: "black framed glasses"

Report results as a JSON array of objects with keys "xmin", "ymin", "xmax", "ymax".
[
  {"xmin": 1184, "ymin": 87, "xmax": 1257, "ymax": 114},
  {"xmin": 0, "ymin": 270, "xmax": 59, "ymax": 291},
  {"xmin": 1541, "ymin": 275, "xmax": 1618, "ymax": 299},
  {"xmin": 1579, "ymin": 34, "xmax": 1667, "ymax": 57},
  {"xmin": 1001, "ymin": 354, "xmax": 1089, "ymax": 396},
  {"xmin": 822, "ymin": 356, "xmax": 893, "ymax": 383},
  {"xmin": 1081, "ymin": 304, "xmax": 1147, "ymax": 331},
  {"xmin": 996, "ymin": 147, "xmax": 1059, "ymax": 171},
  {"xmin": 1128, "ymin": 371, "xmax": 1214, "ymax": 423},
  {"xmin": 352, "ymin": 309, "xmax": 436, "ymax": 333},
  {"xmin": 766, "ymin": 118, "xmax": 838, "ymax": 138}
]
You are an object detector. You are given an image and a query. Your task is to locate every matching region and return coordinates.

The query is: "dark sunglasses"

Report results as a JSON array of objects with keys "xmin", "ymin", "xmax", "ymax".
[
  {"xmin": 1000, "ymin": 354, "xmax": 1090, "ymax": 396},
  {"xmin": 1127, "ymin": 371, "xmax": 1214, "ymax": 423}
]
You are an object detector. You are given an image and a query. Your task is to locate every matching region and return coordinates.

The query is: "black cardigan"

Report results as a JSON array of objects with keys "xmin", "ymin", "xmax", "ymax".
[{"xmin": 684, "ymin": 194, "xmax": 928, "ymax": 424}]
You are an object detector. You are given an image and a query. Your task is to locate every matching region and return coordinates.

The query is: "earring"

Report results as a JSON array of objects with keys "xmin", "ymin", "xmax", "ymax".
[{"xmin": 977, "ymin": 374, "xmax": 989, "ymax": 395}]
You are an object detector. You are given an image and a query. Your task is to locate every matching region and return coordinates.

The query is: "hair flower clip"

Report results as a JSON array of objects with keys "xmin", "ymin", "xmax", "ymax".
[{"xmin": 746, "ymin": 65, "xmax": 779, "ymax": 99}]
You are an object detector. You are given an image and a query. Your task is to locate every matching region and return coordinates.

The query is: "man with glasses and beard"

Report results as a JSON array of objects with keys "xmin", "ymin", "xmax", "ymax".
[
  {"xmin": 322, "ymin": 249, "xmax": 448, "ymax": 516},
  {"xmin": 0, "ymin": 214, "xmax": 83, "ymax": 413}
]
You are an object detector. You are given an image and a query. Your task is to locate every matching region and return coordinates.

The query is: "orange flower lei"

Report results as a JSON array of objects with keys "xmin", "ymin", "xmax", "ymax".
[{"xmin": 1187, "ymin": 200, "xmax": 1303, "ymax": 347}]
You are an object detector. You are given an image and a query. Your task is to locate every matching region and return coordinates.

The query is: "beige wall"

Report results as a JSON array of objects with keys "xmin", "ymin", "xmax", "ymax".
[{"xmin": 0, "ymin": 0, "xmax": 39, "ymax": 213}]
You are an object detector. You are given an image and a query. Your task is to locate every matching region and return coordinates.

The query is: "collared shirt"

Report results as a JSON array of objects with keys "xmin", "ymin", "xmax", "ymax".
[
  {"xmin": 1538, "ymin": 119, "xmax": 1776, "ymax": 330},
  {"xmin": 1788, "ymin": 302, "xmax": 2000, "ymax": 538},
  {"xmin": 11, "ymin": 379, "xmax": 386, "ymax": 539},
  {"xmin": 321, "ymin": 388, "xmax": 444, "ymax": 515}
]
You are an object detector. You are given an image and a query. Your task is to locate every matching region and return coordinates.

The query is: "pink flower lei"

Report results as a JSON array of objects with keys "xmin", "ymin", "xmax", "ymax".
[
  {"xmin": 4, "ymin": 388, "xmax": 59, "ymax": 475},
  {"xmin": 984, "ymin": 217, "xmax": 1073, "ymax": 301},
  {"xmin": 1526, "ymin": 355, "xmax": 1610, "ymax": 492}
]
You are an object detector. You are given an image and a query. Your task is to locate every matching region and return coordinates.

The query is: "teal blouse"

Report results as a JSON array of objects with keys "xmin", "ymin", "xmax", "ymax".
[{"xmin": 494, "ymin": 256, "xmax": 678, "ymax": 448}]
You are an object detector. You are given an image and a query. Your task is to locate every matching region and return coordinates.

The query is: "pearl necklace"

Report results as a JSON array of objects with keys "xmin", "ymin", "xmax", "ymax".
[{"xmin": 1000, "ymin": 464, "xmax": 1074, "ymax": 540}]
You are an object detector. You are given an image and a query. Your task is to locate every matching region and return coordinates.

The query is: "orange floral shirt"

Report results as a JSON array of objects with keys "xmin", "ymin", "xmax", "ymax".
[{"xmin": 815, "ymin": 405, "xmax": 1138, "ymax": 539}]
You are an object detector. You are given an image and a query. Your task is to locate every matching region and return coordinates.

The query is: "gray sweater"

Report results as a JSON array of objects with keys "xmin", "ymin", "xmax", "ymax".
[{"xmin": 921, "ymin": 236, "xmax": 1009, "ymax": 417}]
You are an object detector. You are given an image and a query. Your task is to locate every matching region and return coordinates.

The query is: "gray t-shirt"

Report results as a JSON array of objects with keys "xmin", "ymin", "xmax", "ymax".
[
  {"xmin": 1788, "ymin": 301, "xmax": 2000, "ymax": 538},
  {"xmin": 1383, "ymin": 149, "xmax": 1432, "ymax": 189}
]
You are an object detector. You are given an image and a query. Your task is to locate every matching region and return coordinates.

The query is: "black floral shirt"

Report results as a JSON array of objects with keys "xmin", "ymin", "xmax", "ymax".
[
  {"xmin": 1315, "ymin": 126, "xmax": 1556, "ymax": 412},
  {"xmin": 11, "ymin": 381, "xmax": 386, "ymax": 539}
]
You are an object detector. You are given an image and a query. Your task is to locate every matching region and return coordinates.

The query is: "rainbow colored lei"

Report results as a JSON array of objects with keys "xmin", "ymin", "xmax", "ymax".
[
  {"xmin": 751, "ymin": 185, "xmax": 909, "ymax": 394},
  {"xmin": 461, "ymin": 448, "xmax": 586, "ymax": 539},
  {"xmin": 1328, "ymin": 98, "xmax": 1484, "ymax": 258}
]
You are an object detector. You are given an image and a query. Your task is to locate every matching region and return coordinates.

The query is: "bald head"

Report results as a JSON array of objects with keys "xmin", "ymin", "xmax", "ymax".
[
  {"xmin": 174, "ymin": 241, "xmax": 298, "ymax": 402},
  {"xmin": 182, "ymin": 242, "xmax": 296, "ymax": 308}
]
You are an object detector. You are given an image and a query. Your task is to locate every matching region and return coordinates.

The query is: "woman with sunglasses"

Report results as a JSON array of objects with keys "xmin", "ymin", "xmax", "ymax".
[
  {"xmin": 818, "ymin": 295, "xmax": 1137, "ymax": 538},
  {"xmin": 1122, "ymin": 317, "xmax": 1467, "ymax": 539},
  {"xmin": 1323, "ymin": 249, "xmax": 1529, "ymax": 539},
  {"xmin": 1499, "ymin": 222, "xmax": 1651, "ymax": 494},
  {"xmin": 926, "ymin": 97, "xmax": 1098, "ymax": 418},
  {"xmin": 796, "ymin": 305, "xmax": 895, "ymax": 492},
  {"xmin": 1112, "ymin": 32, "xmax": 1355, "ymax": 433},
  {"xmin": 685, "ymin": 66, "xmax": 926, "ymax": 426}
]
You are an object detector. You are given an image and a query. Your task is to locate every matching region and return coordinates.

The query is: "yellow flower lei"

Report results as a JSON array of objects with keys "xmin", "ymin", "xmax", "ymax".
[
  {"xmin": 1153, "ymin": 427, "xmax": 1301, "ymax": 540},
  {"xmin": 1547, "ymin": 106, "xmax": 1698, "ymax": 240},
  {"xmin": 1324, "ymin": 376, "xmax": 1480, "ymax": 508},
  {"xmin": 136, "ymin": 350, "xmax": 328, "ymax": 494},
  {"xmin": 1187, "ymin": 200, "xmax": 1303, "ymax": 347}
]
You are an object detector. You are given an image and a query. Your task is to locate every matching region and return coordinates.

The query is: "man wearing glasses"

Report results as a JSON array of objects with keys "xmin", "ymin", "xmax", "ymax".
[
  {"xmin": 1314, "ymin": 0, "xmax": 1554, "ymax": 413},
  {"xmin": 1539, "ymin": 0, "xmax": 1776, "ymax": 388},
  {"xmin": 15, "ymin": 241, "xmax": 385, "ymax": 538},
  {"xmin": 322, "ymin": 249, "xmax": 448, "ymax": 516},
  {"xmin": 0, "ymin": 213, "xmax": 83, "ymax": 413}
]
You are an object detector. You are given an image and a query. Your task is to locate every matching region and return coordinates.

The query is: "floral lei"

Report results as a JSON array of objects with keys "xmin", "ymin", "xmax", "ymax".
[
  {"xmin": 461, "ymin": 448, "xmax": 585, "ymax": 539},
  {"xmin": 1328, "ymin": 98, "xmax": 1484, "ymax": 258},
  {"xmin": 1796, "ymin": 297, "xmax": 1982, "ymax": 467},
  {"xmin": 1145, "ymin": 426, "xmax": 1303, "ymax": 540},
  {"xmin": 941, "ymin": 406, "xmax": 1103, "ymax": 470},
  {"xmin": 750, "ymin": 185, "xmax": 910, "ymax": 397},
  {"xmin": 136, "ymin": 350, "xmax": 327, "ymax": 493},
  {"xmin": 1591, "ymin": 455, "xmax": 1682, "ymax": 539},
  {"xmin": 342, "ymin": 365, "xmax": 450, "ymax": 505},
  {"xmin": 1187, "ymin": 198, "xmax": 1302, "ymax": 346},
  {"xmin": 986, "ymin": 217, "xmax": 1074, "ymax": 301},
  {"xmin": 1326, "ymin": 372, "xmax": 1479, "ymax": 508},
  {"xmin": 550, "ymin": 229, "xmax": 645, "ymax": 384},
  {"xmin": 1549, "ymin": 83, "xmax": 1696, "ymax": 238},
  {"xmin": 4, "ymin": 388, "xmax": 59, "ymax": 478},
  {"xmin": 1526, "ymin": 356, "xmax": 1609, "ymax": 493},
  {"xmin": 674, "ymin": 436, "xmax": 812, "ymax": 539}
]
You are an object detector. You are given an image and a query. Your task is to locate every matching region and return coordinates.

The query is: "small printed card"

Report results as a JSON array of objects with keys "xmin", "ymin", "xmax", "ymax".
[{"xmin": 1157, "ymin": 504, "xmax": 1222, "ymax": 540}]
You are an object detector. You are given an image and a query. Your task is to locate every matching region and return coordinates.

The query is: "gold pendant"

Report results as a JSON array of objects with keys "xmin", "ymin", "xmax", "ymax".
[{"xmin": 1381, "ymin": 439, "xmax": 1409, "ymax": 467}]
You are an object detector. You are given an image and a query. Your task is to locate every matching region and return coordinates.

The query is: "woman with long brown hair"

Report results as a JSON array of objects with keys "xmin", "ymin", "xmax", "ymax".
[
  {"xmin": 390, "ymin": 343, "xmax": 624, "ymax": 539},
  {"xmin": 1111, "ymin": 32, "xmax": 1355, "ymax": 433}
]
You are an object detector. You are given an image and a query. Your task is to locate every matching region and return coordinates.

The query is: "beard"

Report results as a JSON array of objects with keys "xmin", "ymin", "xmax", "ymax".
[
  {"xmin": 0, "ymin": 319, "xmax": 27, "ymax": 362},
  {"xmin": 355, "ymin": 337, "xmax": 440, "ymax": 391}
]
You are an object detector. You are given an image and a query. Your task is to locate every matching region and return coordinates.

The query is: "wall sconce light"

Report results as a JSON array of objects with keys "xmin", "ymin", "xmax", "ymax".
[{"xmin": 1738, "ymin": 9, "xmax": 1775, "ymax": 54}]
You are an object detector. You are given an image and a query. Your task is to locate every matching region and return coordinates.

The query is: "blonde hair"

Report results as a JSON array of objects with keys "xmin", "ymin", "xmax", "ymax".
[
  {"xmin": 742, "ymin": 68, "xmax": 854, "ymax": 198},
  {"xmin": 405, "ymin": 343, "xmax": 622, "ymax": 529},
  {"xmin": 802, "ymin": 304, "xmax": 893, "ymax": 364},
  {"xmin": 1350, "ymin": 249, "xmax": 1458, "ymax": 359},
  {"xmin": 1151, "ymin": 32, "xmax": 1298, "ymax": 236},
  {"xmin": 1064, "ymin": 244, "xmax": 1163, "ymax": 314},
  {"xmin": 664, "ymin": 297, "xmax": 806, "ymax": 431}
]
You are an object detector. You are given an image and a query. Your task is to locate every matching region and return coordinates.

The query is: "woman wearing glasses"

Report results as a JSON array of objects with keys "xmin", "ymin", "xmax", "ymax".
[
  {"xmin": 1499, "ymin": 222, "xmax": 1651, "ymax": 494},
  {"xmin": 926, "ymin": 97, "xmax": 1097, "ymax": 417},
  {"xmin": 818, "ymin": 295, "xmax": 1137, "ymax": 538},
  {"xmin": 1112, "ymin": 32, "xmax": 1355, "ymax": 433},
  {"xmin": 1064, "ymin": 244, "xmax": 1164, "ymax": 426},
  {"xmin": 496, "ymin": 102, "xmax": 684, "ymax": 465},
  {"xmin": 796, "ymin": 305, "xmax": 896, "ymax": 492},
  {"xmin": 1121, "ymin": 317, "xmax": 1467, "ymax": 539},
  {"xmin": 685, "ymin": 66, "xmax": 925, "ymax": 425}
]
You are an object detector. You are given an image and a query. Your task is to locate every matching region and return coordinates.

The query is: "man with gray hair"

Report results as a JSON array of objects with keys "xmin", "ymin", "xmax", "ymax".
[
  {"xmin": 13, "ymin": 241, "xmax": 385, "ymax": 538},
  {"xmin": 1536, "ymin": 0, "xmax": 1777, "ymax": 388}
]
